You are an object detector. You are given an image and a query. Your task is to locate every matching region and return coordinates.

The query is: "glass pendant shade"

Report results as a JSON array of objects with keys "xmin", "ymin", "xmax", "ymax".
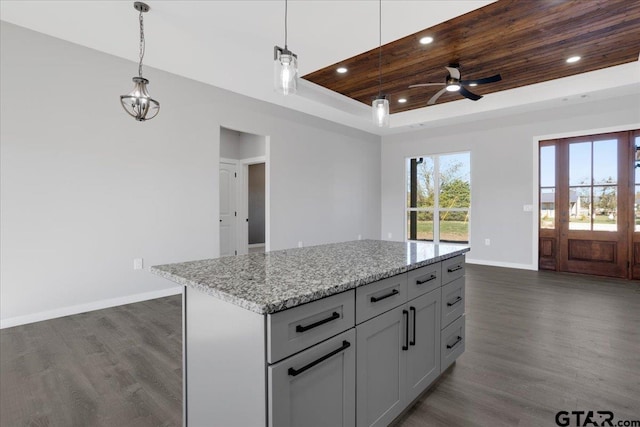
[
  {"xmin": 372, "ymin": 96, "xmax": 389, "ymax": 128},
  {"xmin": 274, "ymin": 46, "xmax": 298, "ymax": 95},
  {"xmin": 120, "ymin": 77, "xmax": 160, "ymax": 122}
]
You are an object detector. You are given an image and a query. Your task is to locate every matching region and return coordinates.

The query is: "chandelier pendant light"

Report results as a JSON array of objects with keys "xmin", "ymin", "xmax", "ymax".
[
  {"xmin": 274, "ymin": 0, "xmax": 298, "ymax": 95},
  {"xmin": 120, "ymin": 2, "xmax": 160, "ymax": 121},
  {"xmin": 372, "ymin": 0, "xmax": 389, "ymax": 127}
]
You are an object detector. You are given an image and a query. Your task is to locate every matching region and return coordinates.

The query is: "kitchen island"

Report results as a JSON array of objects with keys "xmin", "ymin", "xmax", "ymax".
[{"xmin": 151, "ymin": 239, "xmax": 470, "ymax": 427}]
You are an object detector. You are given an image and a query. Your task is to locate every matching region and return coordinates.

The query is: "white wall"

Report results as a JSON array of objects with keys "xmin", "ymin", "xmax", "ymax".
[
  {"xmin": 239, "ymin": 132, "xmax": 266, "ymax": 160},
  {"xmin": 381, "ymin": 96, "xmax": 640, "ymax": 270},
  {"xmin": 220, "ymin": 128, "xmax": 266, "ymax": 160},
  {"xmin": 0, "ymin": 23, "xmax": 381, "ymax": 327},
  {"xmin": 220, "ymin": 127, "xmax": 242, "ymax": 159}
]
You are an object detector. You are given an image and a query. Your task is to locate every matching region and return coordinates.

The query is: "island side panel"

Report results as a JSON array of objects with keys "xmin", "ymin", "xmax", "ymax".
[{"xmin": 185, "ymin": 286, "xmax": 267, "ymax": 427}]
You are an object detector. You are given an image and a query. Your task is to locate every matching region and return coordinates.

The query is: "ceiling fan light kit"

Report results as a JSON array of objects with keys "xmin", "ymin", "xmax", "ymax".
[
  {"xmin": 409, "ymin": 64, "xmax": 502, "ymax": 105},
  {"xmin": 120, "ymin": 1, "xmax": 160, "ymax": 122},
  {"xmin": 274, "ymin": 0, "xmax": 298, "ymax": 95}
]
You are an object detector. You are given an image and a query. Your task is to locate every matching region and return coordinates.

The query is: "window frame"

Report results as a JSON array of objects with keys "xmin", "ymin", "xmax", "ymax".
[{"xmin": 404, "ymin": 151, "xmax": 471, "ymax": 245}]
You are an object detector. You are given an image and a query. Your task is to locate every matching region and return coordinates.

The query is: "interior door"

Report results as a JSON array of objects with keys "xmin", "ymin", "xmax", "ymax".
[
  {"xmin": 219, "ymin": 161, "xmax": 237, "ymax": 257},
  {"xmin": 556, "ymin": 132, "xmax": 630, "ymax": 278}
]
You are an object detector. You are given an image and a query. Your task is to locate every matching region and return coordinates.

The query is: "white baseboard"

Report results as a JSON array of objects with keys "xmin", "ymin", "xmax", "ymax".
[
  {"xmin": 465, "ymin": 258, "xmax": 537, "ymax": 271},
  {"xmin": 248, "ymin": 243, "xmax": 265, "ymax": 248},
  {"xmin": 0, "ymin": 286, "xmax": 183, "ymax": 329}
]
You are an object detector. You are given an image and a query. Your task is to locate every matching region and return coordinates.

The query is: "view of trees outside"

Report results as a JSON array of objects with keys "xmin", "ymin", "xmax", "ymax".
[
  {"xmin": 568, "ymin": 140, "xmax": 618, "ymax": 231},
  {"xmin": 407, "ymin": 153, "xmax": 470, "ymax": 243}
]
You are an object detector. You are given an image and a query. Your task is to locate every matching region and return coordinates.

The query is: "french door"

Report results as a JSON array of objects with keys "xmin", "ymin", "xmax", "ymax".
[{"xmin": 539, "ymin": 130, "xmax": 638, "ymax": 279}]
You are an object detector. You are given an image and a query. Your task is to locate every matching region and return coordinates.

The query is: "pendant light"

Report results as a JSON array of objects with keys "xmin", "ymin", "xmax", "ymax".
[
  {"xmin": 274, "ymin": 0, "xmax": 298, "ymax": 95},
  {"xmin": 372, "ymin": 0, "xmax": 389, "ymax": 127},
  {"xmin": 120, "ymin": 2, "xmax": 160, "ymax": 121}
]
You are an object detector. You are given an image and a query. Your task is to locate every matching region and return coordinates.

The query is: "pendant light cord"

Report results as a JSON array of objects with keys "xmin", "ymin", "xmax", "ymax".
[
  {"xmin": 284, "ymin": 0, "xmax": 288, "ymax": 49},
  {"xmin": 378, "ymin": 0, "xmax": 382, "ymax": 96},
  {"xmin": 138, "ymin": 9, "xmax": 146, "ymax": 78}
]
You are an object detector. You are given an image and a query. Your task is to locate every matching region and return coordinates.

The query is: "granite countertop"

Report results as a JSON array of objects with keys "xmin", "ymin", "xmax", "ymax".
[{"xmin": 150, "ymin": 239, "xmax": 470, "ymax": 315}]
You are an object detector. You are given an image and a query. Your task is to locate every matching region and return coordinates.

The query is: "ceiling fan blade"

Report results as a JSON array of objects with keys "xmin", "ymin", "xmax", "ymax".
[
  {"xmin": 409, "ymin": 83, "xmax": 445, "ymax": 88},
  {"xmin": 427, "ymin": 87, "xmax": 448, "ymax": 105},
  {"xmin": 459, "ymin": 86, "xmax": 482, "ymax": 101},
  {"xmin": 461, "ymin": 74, "xmax": 502, "ymax": 86},
  {"xmin": 445, "ymin": 66, "xmax": 461, "ymax": 80}
]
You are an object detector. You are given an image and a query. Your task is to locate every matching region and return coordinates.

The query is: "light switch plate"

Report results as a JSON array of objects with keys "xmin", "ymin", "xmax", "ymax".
[{"xmin": 523, "ymin": 204, "xmax": 533, "ymax": 212}]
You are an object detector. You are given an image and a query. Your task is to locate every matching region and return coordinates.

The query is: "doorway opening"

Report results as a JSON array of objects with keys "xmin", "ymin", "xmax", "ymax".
[
  {"xmin": 538, "ymin": 129, "xmax": 639, "ymax": 279},
  {"xmin": 219, "ymin": 127, "xmax": 268, "ymax": 257}
]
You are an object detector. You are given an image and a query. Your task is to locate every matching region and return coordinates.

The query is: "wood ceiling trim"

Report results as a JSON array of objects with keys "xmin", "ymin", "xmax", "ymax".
[{"xmin": 302, "ymin": 0, "xmax": 640, "ymax": 114}]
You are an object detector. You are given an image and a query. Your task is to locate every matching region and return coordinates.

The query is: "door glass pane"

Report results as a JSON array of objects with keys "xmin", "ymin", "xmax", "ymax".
[
  {"xmin": 569, "ymin": 187, "xmax": 591, "ymax": 230},
  {"xmin": 636, "ymin": 185, "xmax": 640, "ymax": 232},
  {"xmin": 593, "ymin": 186, "xmax": 617, "ymax": 232},
  {"xmin": 540, "ymin": 146, "xmax": 555, "ymax": 187},
  {"xmin": 439, "ymin": 211, "xmax": 469, "ymax": 243},
  {"xmin": 635, "ymin": 136, "xmax": 640, "ymax": 184},
  {"xmin": 439, "ymin": 154, "xmax": 470, "ymax": 208},
  {"xmin": 540, "ymin": 188, "xmax": 555, "ymax": 229},
  {"xmin": 407, "ymin": 211, "xmax": 433, "ymax": 241},
  {"xmin": 570, "ymin": 142, "xmax": 592, "ymax": 186},
  {"xmin": 593, "ymin": 139, "xmax": 617, "ymax": 185},
  {"xmin": 407, "ymin": 157, "xmax": 435, "ymax": 208}
]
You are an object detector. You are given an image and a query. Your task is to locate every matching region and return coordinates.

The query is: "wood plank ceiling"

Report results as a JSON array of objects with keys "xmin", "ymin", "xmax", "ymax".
[{"xmin": 303, "ymin": 0, "xmax": 640, "ymax": 114}]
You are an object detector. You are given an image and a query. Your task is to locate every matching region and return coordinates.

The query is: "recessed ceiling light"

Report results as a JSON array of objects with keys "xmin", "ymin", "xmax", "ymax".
[
  {"xmin": 469, "ymin": 83, "xmax": 478, "ymax": 87},
  {"xmin": 398, "ymin": 98, "xmax": 407, "ymax": 103},
  {"xmin": 566, "ymin": 56, "xmax": 581, "ymax": 63},
  {"xmin": 337, "ymin": 67, "xmax": 348, "ymax": 74},
  {"xmin": 419, "ymin": 36, "xmax": 434, "ymax": 45}
]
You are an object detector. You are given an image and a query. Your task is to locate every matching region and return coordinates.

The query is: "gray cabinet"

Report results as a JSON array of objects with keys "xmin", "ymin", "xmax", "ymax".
[
  {"xmin": 441, "ymin": 314, "xmax": 465, "ymax": 372},
  {"xmin": 356, "ymin": 287, "xmax": 442, "ymax": 427},
  {"xmin": 269, "ymin": 329, "xmax": 356, "ymax": 427},
  {"xmin": 356, "ymin": 306, "xmax": 407, "ymax": 427},
  {"xmin": 406, "ymin": 289, "xmax": 441, "ymax": 402},
  {"xmin": 440, "ymin": 256, "xmax": 466, "ymax": 373}
]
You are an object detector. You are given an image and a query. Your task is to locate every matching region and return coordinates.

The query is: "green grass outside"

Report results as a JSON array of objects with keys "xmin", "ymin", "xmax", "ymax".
[
  {"xmin": 568, "ymin": 214, "xmax": 617, "ymax": 224},
  {"xmin": 413, "ymin": 221, "xmax": 468, "ymax": 242}
]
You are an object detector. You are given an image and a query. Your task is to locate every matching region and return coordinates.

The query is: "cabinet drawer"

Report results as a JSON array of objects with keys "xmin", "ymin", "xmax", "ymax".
[
  {"xmin": 355, "ymin": 274, "xmax": 407, "ymax": 324},
  {"xmin": 440, "ymin": 314, "xmax": 465, "ymax": 373},
  {"xmin": 267, "ymin": 290, "xmax": 355, "ymax": 364},
  {"xmin": 441, "ymin": 277, "xmax": 465, "ymax": 329},
  {"xmin": 441, "ymin": 255, "xmax": 465, "ymax": 285},
  {"xmin": 407, "ymin": 263, "xmax": 441, "ymax": 300},
  {"xmin": 268, "ymin": 329, "xmax": 356, "ymax": 427}
]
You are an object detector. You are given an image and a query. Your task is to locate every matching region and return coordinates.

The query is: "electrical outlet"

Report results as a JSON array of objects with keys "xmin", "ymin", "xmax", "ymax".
[
  {"xmin": 357, "ymin": 234, "xmax": 362, "ymax": 240},
  {"xmin": 484, "ymin": 239, "xmax": 491, "ymax": 246},
  {"xmin": 298, "ymin": 241, "xmax": 303, "ymax": 248},
  {"xmin": 133, "ymin": 258, "xmax": 144, "ymax": 270},
  {"xmin": 387, "ymin": 233, "xmax": 392, "ymax": 239},
  {"xmin": 523, "ymin": 204, "xmax": 533, "ymax": 212}
]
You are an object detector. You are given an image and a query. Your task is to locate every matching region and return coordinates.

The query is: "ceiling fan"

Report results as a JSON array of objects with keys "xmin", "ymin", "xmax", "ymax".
[{"xmin": 409, "ymin": 64, "xmax": 502, "ymax": 105}]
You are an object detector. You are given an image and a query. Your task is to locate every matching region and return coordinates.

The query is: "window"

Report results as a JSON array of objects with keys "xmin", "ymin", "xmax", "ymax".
[
  {"xmin": 406, "ymin": 152, "xmax": 470, "ymax": 244},
  {"xmin": 539, "ymin": 144, "xmax": 556, "ymax": 229}
]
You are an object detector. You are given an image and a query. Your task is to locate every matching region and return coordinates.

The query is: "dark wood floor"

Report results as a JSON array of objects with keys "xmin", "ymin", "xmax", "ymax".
[
  {"xmin": 1, "ymin": 265, "xmax": 639, "ymax": 427},
  {"xmin": 0, "ymin": 296, "xmax": 182, "ymax": 427}
]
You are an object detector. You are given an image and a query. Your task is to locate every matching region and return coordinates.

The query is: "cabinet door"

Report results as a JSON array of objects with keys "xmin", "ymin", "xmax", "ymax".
[
  {"xmin": 356, "ymin": 306, "xmax": 407, "ymax": 427},
  {"xmin": 406, "ymin": 289, "xmax": 441, "ymax": 403},
  {"xmin": 269, "ymin": 329, "xmax": 356, "ymax": 427}
]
